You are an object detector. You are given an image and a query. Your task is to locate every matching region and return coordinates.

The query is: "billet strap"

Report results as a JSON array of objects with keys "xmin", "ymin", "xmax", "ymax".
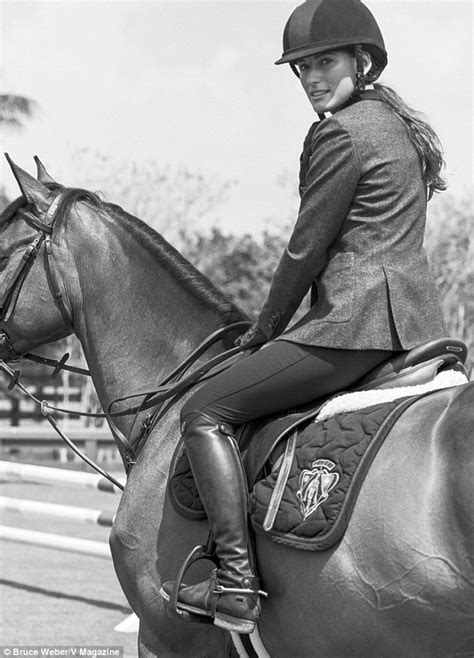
[{"xmin": 263, "ymin": 431, "xmax": 298, "ymax": 532}]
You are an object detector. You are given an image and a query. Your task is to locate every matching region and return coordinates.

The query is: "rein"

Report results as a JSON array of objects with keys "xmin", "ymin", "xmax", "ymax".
[
  {"xmin": 0, "ymin": 359, "xmax": 126, "ymax": 492},
  {"xmin": 0, "ymin": 323, "xmax": 248, "ymax": 482},
  {"xmin": 0, "ymin": 190, "xmax": 251, "ymax": 488}
]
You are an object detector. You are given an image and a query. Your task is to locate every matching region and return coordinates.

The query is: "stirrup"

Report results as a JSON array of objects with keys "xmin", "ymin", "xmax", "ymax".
[{"xmin": 167, "ymin": 542, "xmax": 219, "ymax": 624}]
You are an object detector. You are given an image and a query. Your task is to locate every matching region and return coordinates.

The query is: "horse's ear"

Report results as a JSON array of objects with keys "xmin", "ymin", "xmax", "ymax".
[
  {"xmin": 34, "ymin": 155, "xmax": 60, "ymax": 186},
  {"xmin": 5, "ymin": 153, "xmax": 54, "ymax": 212}
]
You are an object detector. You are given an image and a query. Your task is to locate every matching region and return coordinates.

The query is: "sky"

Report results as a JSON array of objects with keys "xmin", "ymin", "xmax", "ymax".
[{"xmin": 1, "ymin": 0, "xmax": 473, "ymax": 236}]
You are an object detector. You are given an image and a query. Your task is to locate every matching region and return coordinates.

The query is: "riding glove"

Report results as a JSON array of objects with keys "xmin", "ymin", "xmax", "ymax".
[{"xmin": 235, "ymin": 323, "xmax": 268, "ymax": 351}]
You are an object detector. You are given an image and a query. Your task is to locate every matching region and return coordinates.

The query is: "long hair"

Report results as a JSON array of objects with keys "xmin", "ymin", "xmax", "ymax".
[{"xmin": 373, "ymin": 82, "xmax": 447, "ymax": 200}]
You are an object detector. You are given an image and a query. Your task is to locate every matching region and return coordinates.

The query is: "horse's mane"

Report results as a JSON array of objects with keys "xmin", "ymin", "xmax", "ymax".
[
  {"xmin": 108, "ymin": 202, "xmax": 246, "ymax": 322},
  {"xmin": 1, "ymin": 186, "xmax": 246, "ymax": 325},
  {"xmin": 54, "ymin": 188, "xmax": 247, "ymax": 325}
]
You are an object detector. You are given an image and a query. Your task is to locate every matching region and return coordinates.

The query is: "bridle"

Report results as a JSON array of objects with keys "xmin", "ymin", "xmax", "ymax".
[
  {"xmin": 0, "ymin": 191, "xmax": 250, "ymax": 484},
  {"xmin": 0, "ymin": 190, "xmax": 73, "ymax": 361}
]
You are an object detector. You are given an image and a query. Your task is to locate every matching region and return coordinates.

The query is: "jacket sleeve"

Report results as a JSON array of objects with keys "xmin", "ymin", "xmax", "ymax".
[{"xmin": 257, "ymin": 118, "xmax": 360, "ymax": 338}]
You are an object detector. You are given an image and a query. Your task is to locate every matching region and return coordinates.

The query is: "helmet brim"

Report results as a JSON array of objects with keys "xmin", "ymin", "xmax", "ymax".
[{"xmin": 275, "ymin": 38, "xmax": 387, "ymax": 68}]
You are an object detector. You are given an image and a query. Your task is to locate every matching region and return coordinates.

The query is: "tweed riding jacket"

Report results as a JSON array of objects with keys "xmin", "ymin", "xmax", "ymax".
[{"xmin": 257, "ymin": 94, "xmax": 445, "ymax": 351}]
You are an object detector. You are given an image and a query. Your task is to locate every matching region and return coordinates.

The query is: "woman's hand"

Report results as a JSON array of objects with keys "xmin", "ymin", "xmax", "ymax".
[{"xmin": 234, "ymin": 323, "xmax": 268, "ymax": 351}]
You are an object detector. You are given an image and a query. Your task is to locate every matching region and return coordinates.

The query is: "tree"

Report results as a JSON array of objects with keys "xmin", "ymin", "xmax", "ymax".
[
  {"xmin": 55, "ymin": 147, "xmax": 236, "ymax": 247},
  {"xmin": 1, "ymin": 93, "xmax": 37, "ymax": 212},
  {"xmin": 425, "ymin": 191, "xmax": 474, "ymax": 371},
  {"xmin": 180, "ymin": 228, "xmax": 285, "ymax": 319},
  {"xmin": 0, "ymin": 94, "xmax": 36, "ymax": 129}
]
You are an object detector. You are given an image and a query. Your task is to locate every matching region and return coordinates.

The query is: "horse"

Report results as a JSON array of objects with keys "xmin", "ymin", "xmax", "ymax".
[{"xmin": 1, "ymin": 157, "xmax": 473, "ymax": 658}]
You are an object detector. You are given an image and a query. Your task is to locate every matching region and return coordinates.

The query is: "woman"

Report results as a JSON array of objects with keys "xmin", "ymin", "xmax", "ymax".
[{"xmin": 160, "ymin": 0, "xmax": 446, "ymax": 634}]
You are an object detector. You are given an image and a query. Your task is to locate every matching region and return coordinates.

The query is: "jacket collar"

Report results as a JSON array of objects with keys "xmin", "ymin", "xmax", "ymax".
[{"xmin": 317, "ymin": 87, "xmax": 384, "ymax": 121}]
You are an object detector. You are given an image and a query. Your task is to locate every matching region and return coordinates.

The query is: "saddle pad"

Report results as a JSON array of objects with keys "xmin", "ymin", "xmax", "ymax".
[
  {"xmin": 168, "ymin": 394, "xmax": 418, "ymax": 548},
  {"xmin": 249, "ymin": 397, "xmax": 417, "ymax": 550},
  {"xmin": 316, "ymin": 369, "xmax": 468, "ymax": 420},
  {"xmin": 168, "ymin": 441, "xmax": 206, "ymax": 520},
  {"xmin": 168, "ymin": 371, "xmax": 467, "ymax": 521}
]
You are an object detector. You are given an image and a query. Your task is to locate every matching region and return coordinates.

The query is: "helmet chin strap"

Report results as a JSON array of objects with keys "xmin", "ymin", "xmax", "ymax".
[{"xmin": 354, "ymin": 44, "xmax": 367, "ymax": 94}]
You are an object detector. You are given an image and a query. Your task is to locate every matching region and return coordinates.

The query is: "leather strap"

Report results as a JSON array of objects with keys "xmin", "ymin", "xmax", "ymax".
[
  {"xmin": 263, "ymin": 430, "xmax": 298, "ymax": 532},
  {"xmin": 43, "ymin": 236, "xmax": 74, "ymax": 329},
  {"xmin": 22, "ymin": 351, "xmax": 90, "ymax": 377},
  {"xmin": 0, "ymin": 233, "xmax": 46, "ymax": 321},
  {"xmin": 0, "ymin": 190, "xmax": 71, "ymax": 351}
]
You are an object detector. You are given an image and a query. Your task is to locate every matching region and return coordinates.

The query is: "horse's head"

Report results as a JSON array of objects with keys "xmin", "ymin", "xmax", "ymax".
[{"xmin": 0, "ymin": 155, "xmax": 90, "ymax": 361}]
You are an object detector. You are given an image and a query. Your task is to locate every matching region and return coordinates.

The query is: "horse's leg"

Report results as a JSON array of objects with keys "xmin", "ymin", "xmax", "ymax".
[{"xmin": 109, "ymin": 424, "xmax": 232, "ymax": 657}]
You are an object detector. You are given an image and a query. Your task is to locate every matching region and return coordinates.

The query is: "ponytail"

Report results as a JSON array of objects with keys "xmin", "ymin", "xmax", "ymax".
[{"xmin": 374, "ymin": 83, "xmax": 447, "ymax": 199}]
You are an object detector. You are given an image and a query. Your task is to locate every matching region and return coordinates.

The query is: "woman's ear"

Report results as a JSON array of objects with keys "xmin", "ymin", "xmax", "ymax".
[{"xmin": 361, "ymin": 49, "xmax": 373, "ymax": 76}]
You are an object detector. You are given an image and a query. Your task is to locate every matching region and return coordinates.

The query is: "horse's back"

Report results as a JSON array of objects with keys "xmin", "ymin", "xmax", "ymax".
[{"xmin": 256, "ymin": 383, "xmax": 474, "ymax": 658}]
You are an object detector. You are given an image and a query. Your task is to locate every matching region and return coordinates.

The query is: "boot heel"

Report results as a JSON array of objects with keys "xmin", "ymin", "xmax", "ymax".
[{"xmin": 214, "ymin": 612, "xmax": 256, "ymax": 634}]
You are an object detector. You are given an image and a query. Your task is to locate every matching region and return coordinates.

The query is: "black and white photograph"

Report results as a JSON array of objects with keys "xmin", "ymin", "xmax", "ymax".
[{"xmin": 1, "ymin": 1, "xmax": 472, "ymax": 656}]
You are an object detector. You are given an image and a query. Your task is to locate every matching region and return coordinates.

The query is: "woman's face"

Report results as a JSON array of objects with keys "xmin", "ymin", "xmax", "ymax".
[{"xmin": 297, "ymin": 50, "xmax": 359, "ymax": 113}]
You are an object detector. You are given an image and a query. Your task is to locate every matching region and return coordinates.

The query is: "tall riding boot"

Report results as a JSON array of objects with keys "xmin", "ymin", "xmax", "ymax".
[{"xmin": 160, "ymin": 413, "xmax": 266, "ymax": 634}]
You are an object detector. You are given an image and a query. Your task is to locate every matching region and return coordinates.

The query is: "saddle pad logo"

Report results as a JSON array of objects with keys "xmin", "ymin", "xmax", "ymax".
[{"xmin": 297, "ymin": 459, "xmax": 340, "ymax": 520}]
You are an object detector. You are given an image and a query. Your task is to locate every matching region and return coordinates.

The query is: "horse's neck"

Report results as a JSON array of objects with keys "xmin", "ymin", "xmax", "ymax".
[{"xmin": 62, "ymin": 208, "xmax": 228, "ymax": 431}]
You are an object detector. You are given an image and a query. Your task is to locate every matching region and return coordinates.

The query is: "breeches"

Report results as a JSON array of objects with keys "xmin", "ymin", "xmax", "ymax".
[{"xmin": 181, "ymin": 341, "xmax": 395, "ymax": 428}]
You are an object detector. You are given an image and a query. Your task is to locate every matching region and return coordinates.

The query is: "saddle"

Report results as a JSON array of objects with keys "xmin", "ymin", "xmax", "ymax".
[{"xmin": 169, "ymin": 337, "xmax": 468, "ymax": 550}]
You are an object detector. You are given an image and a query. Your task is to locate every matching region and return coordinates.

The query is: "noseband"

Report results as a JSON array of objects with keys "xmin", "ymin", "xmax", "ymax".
[{"xmin": 0, "ymin": 190, "xmax": 72, "ymax": 359}]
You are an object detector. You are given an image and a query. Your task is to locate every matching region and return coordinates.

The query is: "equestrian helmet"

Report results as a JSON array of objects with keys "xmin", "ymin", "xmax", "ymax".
[{"xmin": 275, "ymin": 0, "xmax": 387, "ymax": 81}]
